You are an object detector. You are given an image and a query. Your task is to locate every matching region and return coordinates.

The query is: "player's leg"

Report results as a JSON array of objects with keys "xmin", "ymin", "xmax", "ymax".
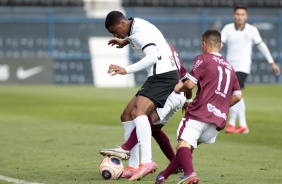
[
  {"xmin": 122, "ymin": 91, "xmax": 185, "ymax": 162},
  {"xmin": 132, "ymin": 95, "xmax": 156, "ymax": 163},
  {"xmin": 233, "ymin": 72, "xmax": 249, "ymax": 133},
  {"xmin": 234, "ymin": 97, "xmax": 249, "ymax": 133},
  {"xmin": 174, "ymin": 119, "xmax": 201, "ymax": 184},
  {"xmin": 121, "ymin": 144, "xmax": 139, "ymax": 178},
  {"xmin": 99, "ymin": 96, "xmax": 136, "ymax": 159},
  {"xmin": 129, "ymin": 95, "xmax": 158, "ymax": 181},
  {"xmin": 155, "ymin": 119, "xmax": 201, "ymax": 184},
  {"xmin": 120, "ymin": 96, "xmax": 137, "ymax": 154},
  {"xmin": 152, "ymin": 91, "xmax": 186, "ymax": 163},
  {"xmin": 226, "ymin": 72, "xmax": 248, "ymax": 133},
  {"xmin": 120, "ymin": 97, "xmax": 142, "ymax": 178},
  {"xmin": 226, "ymin": 103, "xmax": 237, "ymax": 133},
  {"xmin": 130, "ymin": 70, "xmax": 179, "ymax": 181}
]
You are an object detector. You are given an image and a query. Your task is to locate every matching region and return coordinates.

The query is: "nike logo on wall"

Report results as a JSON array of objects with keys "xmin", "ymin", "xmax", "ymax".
[{"xmin": 16, "ymin": 66, "xmax": 44, "ymax": 80}]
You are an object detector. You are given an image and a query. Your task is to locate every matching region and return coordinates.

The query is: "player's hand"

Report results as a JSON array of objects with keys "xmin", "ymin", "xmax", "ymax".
[
  {"xmin": 108, "ymin": 64, "xmax": 127, "ymax": 76},
  {"xmin": 108, "ymin": 39, "xmax": 128, "ymax": 48},
  {"xmin": 174, "ymin": 82, "xmax": 183, "ymax": 94},
  {"xmin": 181, "ymin": 100, "xmax": 193, "ymax": 114},
  {"xmin": 271, "ymin": 62, "xmax": 280, "ymax": 75},
  {"xmin": 182, "ymin": 103, "xmax": 189, "ymax": 114}
]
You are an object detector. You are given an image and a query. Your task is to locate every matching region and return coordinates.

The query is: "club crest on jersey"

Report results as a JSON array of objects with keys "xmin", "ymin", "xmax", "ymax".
[{"xmin": 169, "ymin": 56, "xmax": 175, "ymax": 67}]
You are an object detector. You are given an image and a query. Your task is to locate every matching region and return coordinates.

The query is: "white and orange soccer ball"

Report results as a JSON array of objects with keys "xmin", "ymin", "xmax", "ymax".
[{"xmin": 99, "ymin": 156, "xmax": 123, "ymax": 180}]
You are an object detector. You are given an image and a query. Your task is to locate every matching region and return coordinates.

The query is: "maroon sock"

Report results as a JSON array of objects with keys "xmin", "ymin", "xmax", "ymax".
[
  {"xmin": 159, "ymin": 156, "xmax": 180, "ymax": 179},
  {"xmin": 152, "ymin": 130, "xmax": 175, "ymax": 161},
  {"xmin": 176, "ymin": 147, "xmax": 194, "ymax": 176},
  {"xmin": 121, "ymin": 127, "xmax": 138, "ymax": 151}
]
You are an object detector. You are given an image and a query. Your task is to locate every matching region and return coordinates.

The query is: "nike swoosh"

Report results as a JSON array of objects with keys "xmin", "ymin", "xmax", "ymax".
[{"xmin": 17, "ymin": 66, "xmax": 44, "ymax": 80}]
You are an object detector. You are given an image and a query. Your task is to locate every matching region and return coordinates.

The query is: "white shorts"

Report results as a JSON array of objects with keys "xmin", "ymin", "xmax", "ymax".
[
  {"xmin": 154, "ymin": 91, "xmax": 186, "ymax": 125},
  {"xmin": 177, "ymin": 119, "xmax": 219, "ymax": 149}
]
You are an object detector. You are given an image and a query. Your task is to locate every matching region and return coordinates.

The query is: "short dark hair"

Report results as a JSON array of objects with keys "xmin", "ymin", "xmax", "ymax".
[
  {"xmin": 202, "ymin": 29, "xmax": 221, "ymax": 48},
  {"xmin": 105, "ymin": 11, "xmax": 126, "ymax": 29},
  {"xmin": 234, "ymin": 5, "xmax": 247, "ymax": 12}
]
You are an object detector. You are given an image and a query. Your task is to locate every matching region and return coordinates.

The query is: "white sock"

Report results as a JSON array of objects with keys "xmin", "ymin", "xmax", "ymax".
[
  {"xmin": 122, "ymin": 121, "xmax": 135, "ymax": 142},
  {"xmin": 238, "ymin": 98, "xmax": 247, "ymax": 127},
  {"xmin": 128, "ymin": 144, "xmax": 139, "ymax": 169},
  {"xmin": 228, "ymin": 102, "xmax": 238, "ymax": 127},
  {"xmin": 134, "ymin": 115, "xmax": 152, "ymax": 164},
  {"xmin": 122, "ymin": 121, "xmax": 139, "ymax": 168}
]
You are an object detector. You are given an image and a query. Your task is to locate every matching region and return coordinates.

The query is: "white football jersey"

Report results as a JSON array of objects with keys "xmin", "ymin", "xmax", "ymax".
[
  {"xmin": 221, "ymin": 23, "xmax": 264, "ymax": 74},
  {"xmin": 127, "ymin": 18, "xmax": 177, "ymax": 76}
]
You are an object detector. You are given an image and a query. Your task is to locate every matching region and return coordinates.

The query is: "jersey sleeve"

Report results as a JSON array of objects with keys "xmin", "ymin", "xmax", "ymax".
[
  {"xmin": 179, "ymin": 64, "xmax": 188, "ymax": 82},
  {"xmin": 124, "ymin": 45, "xmax": 158, "ymax": 74},
  {"xmin": 231, "ymin": 76, "xmax": 242, "ymax": 96},
  {"xmin": 252, "ymin": 26, "xmax": 263, "ymax": 45},
  {"xmin": 187, "ymin": 55, "xmax": 205, "ymax": 84}
]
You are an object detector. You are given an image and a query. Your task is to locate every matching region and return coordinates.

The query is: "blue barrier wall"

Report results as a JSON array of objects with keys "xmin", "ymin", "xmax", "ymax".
[{"xmin": 0, "ymin": 7, "xmax": 281, "ymax": 84}]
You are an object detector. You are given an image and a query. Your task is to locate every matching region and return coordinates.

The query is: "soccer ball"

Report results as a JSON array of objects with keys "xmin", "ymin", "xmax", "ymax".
[{"xmin": 99, "ymin": 156, "xmax": 123, "ymax": 180}]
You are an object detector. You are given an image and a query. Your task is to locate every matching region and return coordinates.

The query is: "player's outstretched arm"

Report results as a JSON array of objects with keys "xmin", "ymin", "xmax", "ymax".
[
  {"xmin": 256, "ymin": 42, "xmax": 280, "ymax": 75},
  {"xmin": 108, "ymin": 38, "xmax": 129, "ymax": 48}
]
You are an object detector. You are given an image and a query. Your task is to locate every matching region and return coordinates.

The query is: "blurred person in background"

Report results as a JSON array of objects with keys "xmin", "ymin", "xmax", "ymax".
[{"xmin": 221, "ymin": 5, "xmax": 280, "ymax": 134}]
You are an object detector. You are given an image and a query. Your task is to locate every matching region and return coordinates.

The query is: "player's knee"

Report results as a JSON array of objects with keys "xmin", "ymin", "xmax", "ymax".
[
  {"xmin": 131, "ymin": 111, "xmax": 137, "ymax": 120},
  {"xmin": 120, "ymin": 112, "xmax": 132, "ymax": 122},
  {"xmin": 131, "ymin": 108, "xmax": 147, "ymax": 119}
]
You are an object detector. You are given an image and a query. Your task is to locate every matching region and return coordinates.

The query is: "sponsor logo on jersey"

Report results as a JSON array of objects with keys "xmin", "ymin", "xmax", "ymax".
[
  {"xmin": 207, "ymin": 103, "xmax": 227, "ymax": 120},
  {"xmin": 193, "ymin": 60, "xmax": 203, "ymax": 71}
]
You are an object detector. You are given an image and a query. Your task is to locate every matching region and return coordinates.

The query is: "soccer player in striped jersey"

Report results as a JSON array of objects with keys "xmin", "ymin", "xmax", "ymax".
[
  {"xmin": 221, "ymin": 5, "xmax": 280, "ymax": 134},
  {"xmin": 155, "ymin": 29, "xmax": 242, "ymax": 184}
]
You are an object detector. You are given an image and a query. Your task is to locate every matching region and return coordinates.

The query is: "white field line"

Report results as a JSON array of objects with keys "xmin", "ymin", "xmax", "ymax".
[{"xmin": 0, "ymin": 175, "xmax": 44, "ymax": 184}]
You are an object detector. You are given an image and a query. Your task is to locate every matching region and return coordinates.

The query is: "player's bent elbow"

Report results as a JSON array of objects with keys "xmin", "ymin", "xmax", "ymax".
[
  {"xmin": 236, "ymin": 94, "xmax": 242, "ymax": 102},
  {"xmin": 230, "ymin": 94, "xmax": 242, "ymax": 107},
  {"xmin": 234, "ymin": 94, "xmax": 242, "ymax": 103},
  {"xmin": 183, "ymin": 80, "xmax": 196, "ymax": 91}
]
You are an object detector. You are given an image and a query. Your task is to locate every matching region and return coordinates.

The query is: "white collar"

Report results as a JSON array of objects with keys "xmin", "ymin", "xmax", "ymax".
[{"xmin": 209, "ymin": 52, "xmax": 221, "ymax": 56}]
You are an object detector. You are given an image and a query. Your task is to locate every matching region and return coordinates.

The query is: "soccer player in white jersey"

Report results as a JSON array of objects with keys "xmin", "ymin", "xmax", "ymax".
[
  {"xmin": 100, "ymin": 43, "xmax": 190, "ymax": 179},
  {"xmin": 221, "ymin": 6, "xmax": 280, "ymax": 134},
  {"xmin": 104, "ymin": 11, "xmax": 179, "ymax": 181}
]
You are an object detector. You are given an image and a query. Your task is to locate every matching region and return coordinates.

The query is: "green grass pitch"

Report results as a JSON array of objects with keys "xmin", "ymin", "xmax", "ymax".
[{"xmin": 0, "ymin": 85, "xmax": 281, "ymax": 184}]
